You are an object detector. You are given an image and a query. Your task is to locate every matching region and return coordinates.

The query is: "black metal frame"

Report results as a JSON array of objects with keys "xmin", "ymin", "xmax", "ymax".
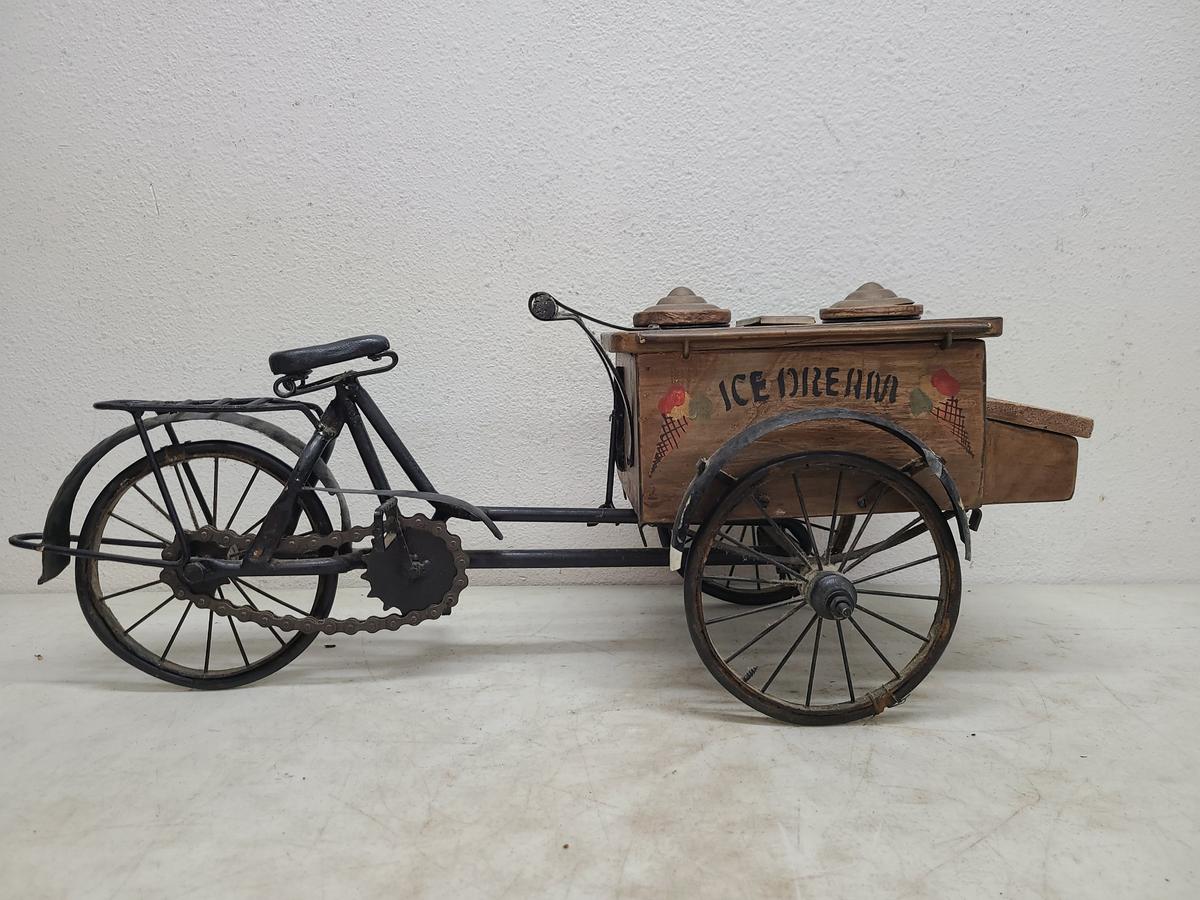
[{"xmin": 12, "ymin": 362, "xmax": 661, "ymax": 578}]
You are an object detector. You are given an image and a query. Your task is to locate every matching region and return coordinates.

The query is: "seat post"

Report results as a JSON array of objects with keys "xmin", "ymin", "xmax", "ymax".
[
  {"xmin": 339, "ymin": 382, "xmax": 391, "ymax": 493},
  {"xmin": 348, "ymin": 383, "xmax": 438, "ymax": 495}
]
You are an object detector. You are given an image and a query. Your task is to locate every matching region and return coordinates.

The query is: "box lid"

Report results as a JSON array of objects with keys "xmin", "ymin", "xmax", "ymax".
[{"xmin": 602, "ymin": 317, "xmax": 1003, "ymax": 355}]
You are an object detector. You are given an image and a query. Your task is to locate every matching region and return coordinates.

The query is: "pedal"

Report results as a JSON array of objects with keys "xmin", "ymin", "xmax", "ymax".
[{"xmin": 372, "ymin": 498, "xmax": 401, "ymax": 546}]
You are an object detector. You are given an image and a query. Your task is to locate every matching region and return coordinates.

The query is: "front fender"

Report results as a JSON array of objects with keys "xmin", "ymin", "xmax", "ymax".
[
  {"xmin": 36, "ymin": 412, "xmax": 351, "ymax": 584},
  {"xmin": 668, "ymin": 408, "xmax": 972, "ymax": 570}
]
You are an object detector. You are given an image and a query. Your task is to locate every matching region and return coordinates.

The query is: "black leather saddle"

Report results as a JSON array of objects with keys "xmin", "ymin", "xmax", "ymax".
[{"xmin": 269, "ymin": 335, "xmax": 391, "ymax": 376}]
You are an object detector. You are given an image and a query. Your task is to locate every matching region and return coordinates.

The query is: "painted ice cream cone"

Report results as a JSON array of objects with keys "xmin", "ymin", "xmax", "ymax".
[
  {"xmin": 650, "ymin": 385, "xmax": 691, "ymax": 476},
  {"xmin": 909, "ymin": 368, "xmax": 973, "ymax": 455}
]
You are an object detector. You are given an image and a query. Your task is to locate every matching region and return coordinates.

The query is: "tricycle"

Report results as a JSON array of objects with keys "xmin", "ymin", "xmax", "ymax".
[{"xmin": 9, "ymin": 283, "xmax": 1092, "ymax": 725}]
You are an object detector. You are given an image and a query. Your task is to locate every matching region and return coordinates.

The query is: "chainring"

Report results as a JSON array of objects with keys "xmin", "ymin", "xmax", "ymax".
[
  {"xmin": 159, "ymin": 517, "xmax": 469, "ymax": 636},
  {"xmin": 360, "ymin": 515, "xmax": 469, "ymax": 616}
]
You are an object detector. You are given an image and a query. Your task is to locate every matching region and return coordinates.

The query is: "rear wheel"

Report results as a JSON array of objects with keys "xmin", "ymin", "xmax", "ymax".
[
  {"xmin": 684, "ymin": 451, "xmax": 960, "ymax": 725},
  {"xmin": 75, "ymin": 440, "xmax": 338, "ymax": 689}
]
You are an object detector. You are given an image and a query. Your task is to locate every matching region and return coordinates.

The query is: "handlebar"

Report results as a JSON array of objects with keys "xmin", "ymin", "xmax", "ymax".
[
  {"xmin": 527, "ymin": 291, "xmax": 640, "ymax": 334},
  {"xmin": 528, "ymin": 291, "xmax": 563, "ymax": 322},
  {"xmin": 525, "ymin": 290, "xmax": 635, "ymax": 473}
]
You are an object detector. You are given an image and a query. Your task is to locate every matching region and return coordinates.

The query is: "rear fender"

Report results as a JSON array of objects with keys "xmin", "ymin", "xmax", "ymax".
[
  {"xmin": 668, "ymin": 408, "xmax": 972, "ymax": 570},
  {"xmin": 36, "ymin": 412, "xmax": 351, "ymax": 584}
]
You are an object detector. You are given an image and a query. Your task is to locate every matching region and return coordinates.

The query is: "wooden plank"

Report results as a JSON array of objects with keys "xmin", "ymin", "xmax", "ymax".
[
  {"xmin": 982, "ymin": 420, "xmax": 1079, "ymax": 504},
  {"xmin": 602, "ymin": 317, "xmax": 1002, "ymax": 355},
  {"xmin": 632, "ymin": 339, "xmax": 987, "ymax": 523},
  {"xmin": 986, "ymin": 398, "xmax": 1093, "ymax": 439}
]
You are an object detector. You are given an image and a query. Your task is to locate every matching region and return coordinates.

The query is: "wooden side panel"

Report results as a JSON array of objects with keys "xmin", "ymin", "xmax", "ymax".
[
  {"xmin": 982, "ymin": 420, "xmax": 1078, "ymax": 504},
  {"xmin": 633, "ymin": 340, "xmax": 987, "ymax": 523}
]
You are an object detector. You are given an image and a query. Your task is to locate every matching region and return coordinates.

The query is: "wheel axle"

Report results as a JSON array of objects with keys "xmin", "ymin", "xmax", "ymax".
[{"xmin": 806, "ymin": 570, "xmax": 858, "ymax": 620}]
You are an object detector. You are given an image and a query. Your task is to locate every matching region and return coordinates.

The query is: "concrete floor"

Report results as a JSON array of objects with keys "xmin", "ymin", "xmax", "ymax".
[{"xmin": 1, "ymin": 583, "xmax": 1197, "ymax": 899}]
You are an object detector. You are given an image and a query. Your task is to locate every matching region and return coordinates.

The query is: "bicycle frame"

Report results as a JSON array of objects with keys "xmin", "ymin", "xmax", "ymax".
[
  {"xmin": 11, "ymin": 360, "xmax": 768, "ymax": 578},
  {"xmin": 105, "ymin": 372, "xmax": 671, "ymax": 581}
]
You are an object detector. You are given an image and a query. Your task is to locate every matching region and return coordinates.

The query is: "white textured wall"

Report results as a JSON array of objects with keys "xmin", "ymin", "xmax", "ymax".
[{"xmin": 2, "ymin": 1, "xmax": 1198, "ymax": 588}]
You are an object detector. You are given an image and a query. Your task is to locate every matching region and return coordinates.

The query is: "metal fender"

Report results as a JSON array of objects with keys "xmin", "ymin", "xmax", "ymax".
[
  {"xmin": 36, "ymin": 412, "xmax": 352, "ymax": 585},
  {"xmin": 668, "ymin": 407, "xmax": 972, "ymax": 570}
]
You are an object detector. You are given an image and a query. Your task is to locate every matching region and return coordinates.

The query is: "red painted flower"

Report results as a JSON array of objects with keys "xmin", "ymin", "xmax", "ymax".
[{"xmin": 930, "ymin": 368, "xmax": 960, "ymax": 398}]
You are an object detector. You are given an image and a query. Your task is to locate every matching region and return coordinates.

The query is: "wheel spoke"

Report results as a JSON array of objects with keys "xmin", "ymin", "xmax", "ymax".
[
  {"xmin": 847, "ymin": 615, "xmax": 900, "ymax": 678},
  {"xmin": 98, "ymin": 578, "xmax": 163, "ymax": 603},
  {"xmin": 231, "ymin": 580, "xmax": 286, "ymax": 644},
  {"xmin": 225, "ymin": 467, "xmax": 260, "ymax": 531},
  {"xmin": 108, "ymin": 512, "xmax": 171, "ymax": 546},
  {"xmin": 228, "ymin": 616, "xmax": 250, "ymax": 666},
  {"xmin": 211, "ymin": 458, "xmax": 220, "ymax": 530},
  {"xmin": 804, "ymin": 620, "xmax": 824, "ymax": 706},
  {"xmin": 857, "ymin": 588, "xmax": 942, "ymax": 602},
  {"xmin": 240, "ymin": 513, "xmax": 268, "ymax": 537},
  {"xmin": 856, "ymin": 604, "xmax": 930, "ymax": 642},
  {"xmin": 791, "ymin": 473, "xmax": 823, "ymax": 571},
  {"xmin": 173, "ymin": 466, "xmax": 201, "ymax": 530},
  {"xmin": 131, "ymin": 483, "xmax": 174, "ymax": 525},
  {"xmin": 726, "ymin": 525, "xmax": 746, "ymax": 580},
  {"xmin": 825, "ymin": 471, "xmax": 843, "ymax": 561},
  {"xmin": 838, "ymin": 488, "xmax": 884, "ymax": 573},
  {"xmin": 761, "ymin": 614, "xmax": 819, "ymax": 692},
  {"xmin": 710, "ymin": 529, "xmax": 808, "ymax": 582},
  {"xmin": 851, "ymin": 554, "xmax": 939, "ymax": 585},
  {"xmin": 705, "ymin": 596, "xmax": 806, "ymax": 626},
  {"xmin": 700, "ymin": 574, "xmax": 796, "ymax": 588},
  {"xmin": 842, "ymin": 516, "xmax": 924, "ymax": 575},
  {"xmin": 204, "ymin": 609, "xmax": 214, "ymax": 673},
  {"xmin": 233, "ymin": 578, "xmax": 312, "ymax": 616},
  {"xmin": 804, "ymin": 522, "xmax": 835, "ymax": 533},
  {"xmin": 723, "ymin": 601, "xmax": 808, "ymax": 664},
  {"xmin": 215, "ymin": 586, "xmax": 252, "ymax": 667},
  {"xmin": 748, "ymin": 495, "xmax": 816, "ymax": 567},
  {"xmin": 836, "ymin": 619, "xmax": 855, "ymax": 701},
  {"xmin": 123, "ymin": 595, "xmax": 176, "ymax": 634},
  {"xmin": 160, "ymin": 601, "xmax": 194, "ymax": 661}
]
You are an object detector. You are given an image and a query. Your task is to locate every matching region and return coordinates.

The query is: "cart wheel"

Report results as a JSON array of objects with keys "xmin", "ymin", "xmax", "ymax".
[
  {"xmin": 660, "ymin": 517, "xmax": 855, "ymax": 607},
  {"xmin": 684, "ymin": 451, "xmax": 960, "ymax": 725},
  {"xmin": 75, "ymin": 441, "xmax": 338, "ymax": 689}
]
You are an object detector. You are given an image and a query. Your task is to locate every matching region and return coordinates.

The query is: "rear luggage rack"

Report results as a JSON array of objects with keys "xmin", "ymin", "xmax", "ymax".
[{"xmin": 94, "ymin": 396, "xmax": 323, "ymax": 426}]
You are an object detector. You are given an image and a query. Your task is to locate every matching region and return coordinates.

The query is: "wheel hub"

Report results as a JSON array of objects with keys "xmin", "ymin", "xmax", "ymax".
[
  {"xmin": 166, "ymin": 533, "xmax": 234, "ymax": 597},
  {"xmin": 806, "ymin": 570, "xmax": 857, "ymax": 620}
]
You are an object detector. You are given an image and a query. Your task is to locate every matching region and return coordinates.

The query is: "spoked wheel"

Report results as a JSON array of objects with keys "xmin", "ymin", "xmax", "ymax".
[
  {"xmin": 684, "ymin": 451, "xmax": 961, "ymax": 725},
  {"xmin": 659, "ymin": 517, "xmax": 854, "ymax": 606},
  {"xmin": 75, "ymin": 440, "xmax": 338, "ymax": 689}
]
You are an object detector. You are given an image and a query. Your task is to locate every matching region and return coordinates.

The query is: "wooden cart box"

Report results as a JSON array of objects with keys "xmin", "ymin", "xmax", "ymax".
[{"xmin": 604, "ymin": 318, "xmax": 1090, "ymax": 524}]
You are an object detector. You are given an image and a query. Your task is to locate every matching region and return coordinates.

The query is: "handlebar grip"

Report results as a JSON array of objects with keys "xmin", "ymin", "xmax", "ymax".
[{"xmin": 528, "ymin": 292, "xmax": 560, "ymax": 322}]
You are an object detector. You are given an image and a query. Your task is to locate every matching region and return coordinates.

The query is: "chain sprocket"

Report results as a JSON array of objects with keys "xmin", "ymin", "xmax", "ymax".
[{"xmin": 160, "ymin": 517, "xmax": 469, "ymax": 636}]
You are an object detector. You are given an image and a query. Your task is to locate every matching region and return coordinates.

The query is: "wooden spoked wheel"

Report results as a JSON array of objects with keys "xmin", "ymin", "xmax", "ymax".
[
  {"xmin": 684, "ymin": 451, "xmax": 961, "ymax": 725},
  {"xmin": 75, "ymin": 441, "xmax": 338, "ymax": 689}
]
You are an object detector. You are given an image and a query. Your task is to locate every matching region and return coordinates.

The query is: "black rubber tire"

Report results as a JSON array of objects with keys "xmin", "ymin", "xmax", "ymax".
[
  {"xmin": 684, "ymin": 451, "xmax": 961, "ymax": 726},
  {"xmin": 75, "ymin": 440, "xmax": 338, "ymax": 689}
]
